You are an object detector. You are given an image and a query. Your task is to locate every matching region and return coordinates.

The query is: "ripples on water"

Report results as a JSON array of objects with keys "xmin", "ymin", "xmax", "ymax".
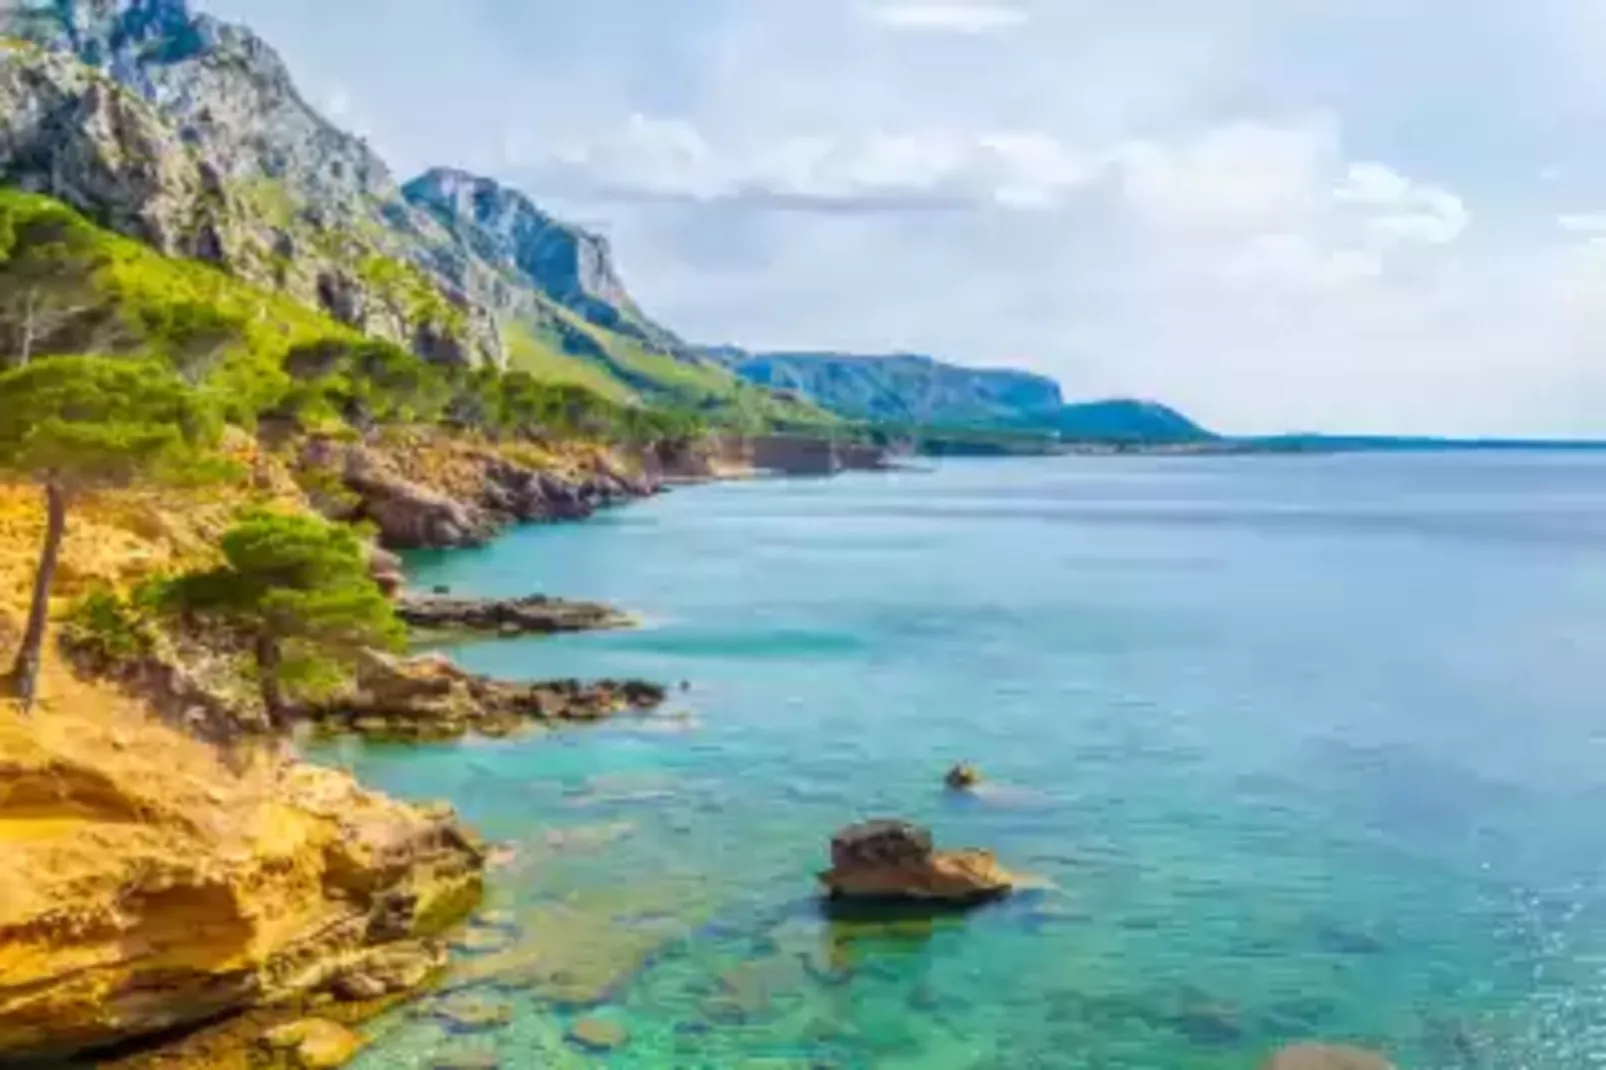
[{"xmin": 317, "ymin": 453, "xmax": 1606, "ymax": 1068}]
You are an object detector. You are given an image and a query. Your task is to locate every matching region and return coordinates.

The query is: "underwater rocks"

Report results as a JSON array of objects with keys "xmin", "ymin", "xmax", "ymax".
[
  {"xmin": 567, "ymin": 1016, "xmax": 629, "ymax": 1052},
  {"xmin": 396, "ymin": 592, "xmax": 634, "ymax": 637},
  {"xmin": 309, "ymin": 651, "xmax": 666, "ymax": 740},
  {"xmin": 1263, "ymin": 1045, "xmax": 1396, "ymax": 1070},
  {"xmin": 819, "ymin": 819, "xmax": 1017, "ymax": 905},
  {"xmin": 0, "ymin": 698, "xmax": 485, "ymax": 1061}
]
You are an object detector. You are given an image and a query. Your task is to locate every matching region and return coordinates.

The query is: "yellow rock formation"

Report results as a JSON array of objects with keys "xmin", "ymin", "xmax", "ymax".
[
  {"xmin": 0, "ymin": 666, "xmax": 483, "ymax": 1060},
  {"xmin": 0, "ymin": 461, "xmax": 484, "ymax": 1063}
]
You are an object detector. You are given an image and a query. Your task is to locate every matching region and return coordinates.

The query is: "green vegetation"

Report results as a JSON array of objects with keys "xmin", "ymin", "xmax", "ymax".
[
  {"xmin": 0, "ymin": 355, "xmax": 223, "ymax": 710},
  {"xmin": 60, "ymin": 578, "xmax": 167, "ymax": 666},
  {"xmin": 0, "ymin": 187, "xmax": 827, "ymax": 447},
  {"xmin": 504, "ymin": 322, "xmax": 637, "ymax": 404},
  {"xmin": 165, "ymin": 511, "xmax": 404, "ymax": 725},
  {"xmin": 357, "ymin": 253, "xmax": 467, "ymax": 337}
]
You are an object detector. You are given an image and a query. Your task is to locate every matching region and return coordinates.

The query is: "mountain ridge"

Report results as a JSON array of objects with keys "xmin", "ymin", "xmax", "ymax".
[{"xmin": 0, "ymin": 0, "xmax": 1206, "ymax": 442}]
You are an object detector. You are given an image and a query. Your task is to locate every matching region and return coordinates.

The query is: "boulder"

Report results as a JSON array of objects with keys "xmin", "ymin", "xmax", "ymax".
[
  {"xmin": 819, "ymin": 820, "xmax": 1015, "ymax": 904},
  {"xmin": 1262, "ymin": 1045, "xmax": 1396, "ymax": 1070},
  {"xmin": 944, "ymin": 763, "xmax": 982, "ymax": 791},
  {"xmin": 567, "ymin": 1016, "xmax": 629, "ymax": 1052}
]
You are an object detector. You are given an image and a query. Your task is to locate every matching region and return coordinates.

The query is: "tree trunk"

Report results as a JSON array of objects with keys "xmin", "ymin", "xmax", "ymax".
[
  {"xmin": 254, "ymin": 632, "xmax": 288, "ymax": 730},
  {"xmin": 18, "ymin": 288, "xmax": 36, "ymax": 368},
  {"xmin": 7, "ymin": 482, "xmax": 68, "ymax": 712}
]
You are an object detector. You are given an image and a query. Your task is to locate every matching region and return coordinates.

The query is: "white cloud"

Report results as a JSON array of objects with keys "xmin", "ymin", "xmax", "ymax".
[
  {"xmin": 861, "ymin": 2, "xmax": 1028, "ymax": 33},
  {"xmin": 1558, "ymin": 212, "xmax": 1606, "ymax": 234},
  {"xmin": 197, "ymin": 0, "xmax": 1606, "ymax": 435}
]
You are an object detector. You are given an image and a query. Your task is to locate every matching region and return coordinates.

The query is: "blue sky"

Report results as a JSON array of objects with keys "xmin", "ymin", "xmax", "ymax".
[{"xmin": 197, "ymin": 0, "xmax": 1606, "ymax": 435}]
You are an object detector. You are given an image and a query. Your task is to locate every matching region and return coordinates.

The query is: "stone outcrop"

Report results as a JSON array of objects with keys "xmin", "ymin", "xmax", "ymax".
[
  {"xmin": 1262, "ymin": 1045, "xmax": 1396, "ymax": 1070},
  {"xmin": 819, "ymin": 820, "xmax": 1016, "ymax": 904},
  {"xmin": 301, "ymin": 435, "xmax": 659, "ymax": 550},
  {"xmin": 309, "ymin": 651, "xmax": 666, "ymax": 741},
  {"xmin": 397, "ymin": 593, "xmax": 633, "ymax": 637},
  {"xmin": 944, "ymin": 762, "xmax": 982, "ymax": 791},
  {"xmin": 0, "ymin": 693, "xmax": 485, "ymax": 1061}
]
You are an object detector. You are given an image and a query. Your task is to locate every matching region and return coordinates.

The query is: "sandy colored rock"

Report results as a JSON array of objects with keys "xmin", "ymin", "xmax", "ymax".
[
  {"xmin": 257, "ymin": 1019, "xmax": 366, "ymax": 1069},
  {"xmin": 1263, "ymin": 1044, "xmax": 1396, "ymax": 1070},
  {"xmin": 425, "ymin": 995, "xmax": 513, "ymax": 1033},
  {"xmin": 568, "ymin": 1016, "xmax": 629, "ymax": 1052},
  {"xmin": 820, "ymin": 820, "xmax": 1016, "ymax": 903},
  {"xmin": 432, "ymin": 1047, "xmax": 501, "ymax": 1070},
  {"xmin": 0, "ymin": 678, "xmax": 484, "ymax": 1060}
]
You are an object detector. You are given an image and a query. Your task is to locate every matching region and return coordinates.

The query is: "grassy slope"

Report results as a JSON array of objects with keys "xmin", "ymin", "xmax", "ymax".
[
  {"xmin": 0, "ymin": 186, "xmax": 828, "ymax": 433},
  {"xmin": 503, "ymin": 322, "xmax": 639, "ymax": 405}
]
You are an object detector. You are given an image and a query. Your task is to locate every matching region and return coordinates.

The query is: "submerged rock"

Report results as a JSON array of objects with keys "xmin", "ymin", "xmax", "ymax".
[
  {"xmin": 256, "ymin": 1019, "xmax": 367, "ymax": 1069},
  {"xmin": 819, "ymin": 819, "xmax": 1016, "ymax": 904},
  {"xmin": 424, "ymin": 995, "xmax": 513, "ymax": 1034},
  {"xmin": 1262, "ymin": 1045, "xmax": 1396, "ymax": 1070},
  {"xmin": 568, "ymin": 1016, "xmax": 629, "ymax": 1052},
  {"xmin": 397, "ymin": 592, "xmax": 633, "ymax": 637}
]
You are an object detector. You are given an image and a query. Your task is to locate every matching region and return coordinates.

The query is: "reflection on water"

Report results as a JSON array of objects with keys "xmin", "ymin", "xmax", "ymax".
[{"xmin": 321, "ymin": 454, "xmax": 1606, "ymax": 1068}]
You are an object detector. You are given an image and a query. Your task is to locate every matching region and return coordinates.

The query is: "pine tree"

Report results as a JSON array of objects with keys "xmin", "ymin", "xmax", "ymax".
[
  {"xmin": 169, "ymin": 512, "xmax": 404, "ymax": 727},
  {"xmin": 0, "ymin": 355, "xmax": 221, "ymax": 710}
]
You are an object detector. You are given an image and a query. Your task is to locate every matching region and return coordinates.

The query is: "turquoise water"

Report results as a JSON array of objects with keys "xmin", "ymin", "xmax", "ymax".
[{"xmin": 320, "ymin": 454, "xmax": 1606, "ymax": 1069}]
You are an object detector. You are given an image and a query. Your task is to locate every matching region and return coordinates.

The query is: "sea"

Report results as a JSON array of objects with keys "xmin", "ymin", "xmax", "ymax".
[{"xmin": 313, "ymin": 452, "xmax": 1606, "ymax": 1069}]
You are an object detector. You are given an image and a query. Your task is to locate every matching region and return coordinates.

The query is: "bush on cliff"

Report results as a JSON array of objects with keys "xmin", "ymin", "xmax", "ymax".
[
  {"xmin": 0, "ymin": 355, "xmax": 222, "ymax": 710},
  {"xmin": 166, "ymin": 511, "xmax": 404, "ymax": 726}
]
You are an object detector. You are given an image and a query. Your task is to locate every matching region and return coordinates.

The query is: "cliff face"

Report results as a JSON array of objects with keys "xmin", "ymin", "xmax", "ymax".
[
  {"xmin": 403, "ymin": 167, "xmax": 680, "ymax": 350},
  {"xmin": 0, "ymin": 670, "xmax": 484, "ymax": 1060},
  {"xmin": 0, "ymin": 0, "xmax": 692, "ymax": 378}
]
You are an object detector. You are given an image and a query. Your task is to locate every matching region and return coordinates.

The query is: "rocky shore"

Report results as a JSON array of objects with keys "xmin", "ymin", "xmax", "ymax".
[
  {"xmin": 299, "ymin": 434, "xmax": 662, "ymax": 551},
  {"xmin": 309, "ymin": 652, "xmax": 667, "ymax": 741},
  {"xmin": 0, "ymin": 685, "xmax": 486, "ymax": 1062},
  {"xmin": 396, "ymin": 592, "xmax": 634, "ymax": 637}
]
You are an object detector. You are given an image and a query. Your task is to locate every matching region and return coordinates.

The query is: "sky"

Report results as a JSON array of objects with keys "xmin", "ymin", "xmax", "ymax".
[{"xmin": 195, "ymin": 0, "xmax": 1606, "ymax": 436}]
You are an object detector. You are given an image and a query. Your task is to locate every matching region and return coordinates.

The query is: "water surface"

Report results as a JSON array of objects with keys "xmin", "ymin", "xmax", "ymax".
[{"xmin": 320, "ymin": 453, "xmax": 1606, "ymax": 1068}]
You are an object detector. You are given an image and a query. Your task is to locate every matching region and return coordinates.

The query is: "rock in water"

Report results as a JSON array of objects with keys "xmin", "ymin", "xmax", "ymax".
[
  {"xmin": 1263, "ymin": 1044, "xmax": 1397, "ymax": 1070},
  {"xmin": 944, "ymin": 763, "xmax": 982, "ymax": 791},
  {"xmin": 568, "ymin": 1016, "xmax": 629, "ymax": 1052},
  {"xmin": 820, "ymin": 820, "xmax": 1016, "ymax": 904}
]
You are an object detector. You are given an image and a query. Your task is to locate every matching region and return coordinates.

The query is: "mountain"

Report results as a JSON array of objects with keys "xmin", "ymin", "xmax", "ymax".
[
  {"xmin": 0, "ymin": 0, "xmax": 813, "ymax": 423},
  {"xmin": 1025, "ymin": 399, "xmax": 1213, "ymax": 444},
  {"xmin": 703, "ymin": 348, "xmax": 1065, "ymax": 426}
]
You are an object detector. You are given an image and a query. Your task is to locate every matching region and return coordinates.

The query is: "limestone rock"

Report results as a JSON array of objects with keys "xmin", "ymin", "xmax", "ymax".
[
  {"xmin": 567, "ymin": 1016, "xmax": 629, "ymax": 1052},
  {"xmin": 424, "ymin": 995, "xmax": 513, "ymax": 1034},
  {"xmin": 257, "ymin": 1019, "xmax": 366, "ymax": 1069},
  {"xmin": 819, "ymin": 819, "xmax": 1016, "ymax": 904},
  {"xmin": 1262, "ymin": 1044, "xmax": 1397, "ymax": 1070},
  {"xmin": 0, "ymin": 697, "xmax": 485, "ymax": 1060}
]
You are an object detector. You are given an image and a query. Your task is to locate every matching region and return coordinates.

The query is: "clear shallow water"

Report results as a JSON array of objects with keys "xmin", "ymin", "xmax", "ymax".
[{"xmin": 317, "ymin": 453, "xmax": 1606, "ymax": 1069}]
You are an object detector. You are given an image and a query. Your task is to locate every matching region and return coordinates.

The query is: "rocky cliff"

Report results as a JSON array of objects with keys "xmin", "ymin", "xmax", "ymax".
[
  {"xmin": 0, "ymin": 668, "xmax": 484, "ymax": 1060},
  {"xmin": 0, "ymin": 0, "xmax": 750, "ymax": 405}
]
